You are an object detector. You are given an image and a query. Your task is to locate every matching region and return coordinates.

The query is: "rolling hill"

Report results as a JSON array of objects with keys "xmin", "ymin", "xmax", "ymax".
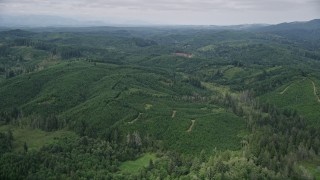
[{"xmin": 0, "ymin": 19, "xmax": 320, "ymax": 179}]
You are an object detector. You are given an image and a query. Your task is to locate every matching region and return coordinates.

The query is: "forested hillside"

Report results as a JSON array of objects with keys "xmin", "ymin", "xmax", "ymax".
[{"xmin": 0, "ymin": 20, "xmax": 320, "ymax": 179}]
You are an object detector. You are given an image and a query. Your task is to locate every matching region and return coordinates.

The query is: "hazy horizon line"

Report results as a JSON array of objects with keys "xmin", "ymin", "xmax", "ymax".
[{"xmin": 0, "ymin": 14, "xmax": 319, "ymax": 28}]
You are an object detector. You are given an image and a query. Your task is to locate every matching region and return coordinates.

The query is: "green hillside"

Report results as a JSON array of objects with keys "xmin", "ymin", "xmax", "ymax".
[
  {"xmin": 0, "ymin": 60, "xmax": 246, "ymax": 154},
  {"xmin": 261, "ymin": 78, "xmax": 320, "ymax": 127}
]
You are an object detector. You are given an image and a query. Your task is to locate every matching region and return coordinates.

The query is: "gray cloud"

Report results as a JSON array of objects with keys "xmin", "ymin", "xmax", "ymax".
[
  {"xmin": 0, "ymin": 0, "xmax": 319, "ymax": 25},
  {"xmin": 1, "ymin": 0, "xmax": 316, "ymax": 11}
]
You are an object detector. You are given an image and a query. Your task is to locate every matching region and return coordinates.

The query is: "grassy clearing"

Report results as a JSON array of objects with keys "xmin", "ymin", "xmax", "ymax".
[
  {"xmin": 224, "ymin": 67, "xmax": 244, "ymax": 79},
  {"xmin": 198, "ymin": 44, "xmax": 217, "ymax": 51},
  {"xmin": 202, "ymin": 82, "xmax": 231, "ymax": 95},
  {"xmin": 299, "ymin": 157, "xmax": 320, "ymax": 179},
  {"xmin": 119, "ymin": 153, "xmax": 157, "ymax": 174},
  {"xmin": 144, "ymin": 104, "xmax": 153, "ymax": 110},
  {"xmin": 266, "ymin": 66, "xmax": 282, "ymax": 72},
  {"xmin": 0, "ymin": 125, "xmax": 77, "ymax": 152}
]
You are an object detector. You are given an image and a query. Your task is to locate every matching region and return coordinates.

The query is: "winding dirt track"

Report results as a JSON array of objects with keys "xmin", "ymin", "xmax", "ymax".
[
  {"xmin": 187, "ymin": 120, "xmax": 195, "ymax": 132},
  {"xmin": 311, "ymin": 81, "xmax": 320, "ymax": 103}
]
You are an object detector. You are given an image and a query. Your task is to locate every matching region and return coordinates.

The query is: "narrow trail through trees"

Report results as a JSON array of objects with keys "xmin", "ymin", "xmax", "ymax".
[
  {"xmin": 280, "ymin": 84, "xmax": 291, "ymax": 95},
  {"xmin": 128, "ymin": 113, "xmax": 143, "ymax": 124},
  {"xmin": 171, "ymin": 110, "xmax": 176, "ymax": 118},
  {"xmin": 311, "ymin": 80, "xmax": 320, "ymax": 103},
  {"xmin": 187, "ymin": 120, "xmax": 195, "ymax": 132}
]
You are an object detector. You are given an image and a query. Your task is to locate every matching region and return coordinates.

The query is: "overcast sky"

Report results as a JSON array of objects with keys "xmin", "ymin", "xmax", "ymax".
[{"xmin": 0, "ymin": 0, "xmax": 319, "ymax": 25}]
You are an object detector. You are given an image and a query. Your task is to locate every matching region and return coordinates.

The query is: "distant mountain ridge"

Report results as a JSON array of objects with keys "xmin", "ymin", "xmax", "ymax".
[
  {"xmin": 252, "ymin": 19, "xmax": 320, "ymax": 49},
  {"xmin": 257, "ymin": 19, "xmax": 320, "ymax": 31}
]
